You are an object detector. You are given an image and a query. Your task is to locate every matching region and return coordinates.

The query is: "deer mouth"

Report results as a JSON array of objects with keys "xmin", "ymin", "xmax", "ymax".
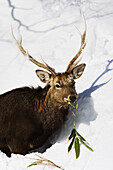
[{"xmin": 64, "ymin": 97, "xmax": 77, "ymax": 105}]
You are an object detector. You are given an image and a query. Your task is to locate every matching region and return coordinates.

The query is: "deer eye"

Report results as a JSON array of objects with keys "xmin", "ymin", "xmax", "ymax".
[{"xmin": 55, "ymin": 83, "xmax": 61, "ymax": 88}]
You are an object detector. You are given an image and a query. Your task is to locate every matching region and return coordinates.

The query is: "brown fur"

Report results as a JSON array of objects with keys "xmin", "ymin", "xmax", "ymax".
[{"xmin": 0, "ymin": 73, "xmax": 79, "ymax": 157}]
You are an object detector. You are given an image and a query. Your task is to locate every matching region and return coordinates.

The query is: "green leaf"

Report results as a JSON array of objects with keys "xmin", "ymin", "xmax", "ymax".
[
  {"xmin": 75, "ymin": 130, "xmax": 86, "ymax": 142},
  {"xmin": 80, "ymin": 139, "xmax": 94, "ymax": 152},
  {"xmin": 69, "ymin": 101, "xmax": 74, "ymax": 107},
  {"xmin": 68, "ymin": 136, "xmax": 75, "ymax": 153},
  {"xmin": 68, "ymin": 129, "xmax": 76, "ymax": 140},
  {"xmin": 27, "ymin": 163, "xmax": 37, "ymax": 167},
  {"xmin": 76, "ymin": 103, "xmax": 78, "ymax": 109},
  {"xmin": 74, "ymin": 137, "xmax": 80, "ymax": 159}
]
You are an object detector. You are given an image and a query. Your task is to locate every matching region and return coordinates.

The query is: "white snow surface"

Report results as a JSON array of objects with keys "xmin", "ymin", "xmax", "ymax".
[{"xmin": 0, "ymin": 0, "xmax": 113, "ymax": 170}]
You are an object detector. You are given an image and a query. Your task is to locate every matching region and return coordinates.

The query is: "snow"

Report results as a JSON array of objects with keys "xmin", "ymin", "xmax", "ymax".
[{"xmin": 0, "ymin": 0, "xmax": 113, "ymax": 169}]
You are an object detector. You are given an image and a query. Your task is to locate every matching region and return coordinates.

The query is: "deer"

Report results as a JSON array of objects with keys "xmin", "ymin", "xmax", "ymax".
[{"xmin": 0, "ymin": 14, "xmax": 86, "ymax": 157}]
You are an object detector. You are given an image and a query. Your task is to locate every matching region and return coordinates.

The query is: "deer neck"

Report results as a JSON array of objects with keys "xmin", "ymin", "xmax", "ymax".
[{"xmin": 34, "ymin": 84, "xmax": 69, "ymax": 114}]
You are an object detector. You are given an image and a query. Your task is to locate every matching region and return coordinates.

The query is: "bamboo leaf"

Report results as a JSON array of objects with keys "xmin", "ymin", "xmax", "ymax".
[
  {"xmin": 68, "ymin": 128, "xmax": 76, "ymax": 140},
  {"xmin": 74, "ymin": 137, "xmax": 80, "ymax": 159},
  {"xmin": 68, "ymin": 136, "xmax": 75, "ymax": 153},
  {"xmin": 76, "ymin": 103, "xmax": 78, "ymax": 109},
  {"xmin": 75, "ymin": 130, "xmax": 86, "ymax": 142},
  {"xmin": 80, "ymin": 139, "xmax": 94, "ymax": 152},
  {"xmin": 69, "ymin": 101, "xmax": 74, "ymax": 107}
]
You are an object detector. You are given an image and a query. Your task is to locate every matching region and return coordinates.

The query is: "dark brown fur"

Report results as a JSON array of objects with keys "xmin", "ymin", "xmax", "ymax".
[{"xmin": 0, "ymin": 84, "xmax": 69, "ymax": 157}]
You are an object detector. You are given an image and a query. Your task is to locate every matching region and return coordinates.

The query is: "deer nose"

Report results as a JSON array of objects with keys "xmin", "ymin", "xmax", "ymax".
[{"xmin": 69, "ymin": 96, "xmax": 77, "ymax": 102}]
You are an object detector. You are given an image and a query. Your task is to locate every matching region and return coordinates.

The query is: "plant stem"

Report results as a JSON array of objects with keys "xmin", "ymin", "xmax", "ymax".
[
  {"xmin": 70, "ymin": 107, "xmax": 76, "ymax": 129},
  {"xmin": 27, "ymin": 154, "xmax": 64, "ymax": 170}
]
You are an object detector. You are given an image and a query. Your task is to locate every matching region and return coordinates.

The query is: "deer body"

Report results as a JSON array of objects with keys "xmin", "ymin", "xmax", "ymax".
[
  {"xmin": 0, "ymin": 84, "xmax": 69, "ymax": 157},
  {"xmin": 0, "ymin": 14, "xmax": 86, "ymax": 157}
]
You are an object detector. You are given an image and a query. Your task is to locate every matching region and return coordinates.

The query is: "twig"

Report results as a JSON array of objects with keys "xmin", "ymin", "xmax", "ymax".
[{"xmin": 27, "ymin": 154, "xmax": 64, "ymax": 170}]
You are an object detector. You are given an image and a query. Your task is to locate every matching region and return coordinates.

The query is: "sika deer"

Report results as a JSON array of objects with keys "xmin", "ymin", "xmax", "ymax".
[{"xmin": 0, "ymin": 14, "xmax": 86, "ymax": 157}]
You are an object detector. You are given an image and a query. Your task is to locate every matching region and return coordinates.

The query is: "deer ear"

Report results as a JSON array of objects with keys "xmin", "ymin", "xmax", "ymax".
[
  {"xmin": 35, "ymin": 70, "xmax": 51, "ymax": 83},
  {"xmin": 71, "ymin": 63, "xmax": 86, "ymax": 79}
]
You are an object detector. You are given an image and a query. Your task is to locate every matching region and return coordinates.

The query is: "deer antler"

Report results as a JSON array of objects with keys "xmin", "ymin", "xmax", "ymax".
[
  {"xmin": 66, "ymin": 12, "xmax": 86, "ymax": 73},
  {"xmin": 11, "ymin": 27, "xmax": 56, "ymax": 76}
]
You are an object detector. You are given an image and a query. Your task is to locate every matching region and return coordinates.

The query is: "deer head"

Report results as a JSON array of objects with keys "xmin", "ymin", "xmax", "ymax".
[{"xmin": 11, "ymin": 13, "xmax": 86, "ymax": 107}]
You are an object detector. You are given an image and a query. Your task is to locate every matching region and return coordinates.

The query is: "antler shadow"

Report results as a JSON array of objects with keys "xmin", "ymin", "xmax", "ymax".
[
  {"xmin": 73, "ymin": 59, "xmax": 113, "ymax": 127},
  {"xmin": 80, "ymin": 59, "xmax": 113, "ymax": 98}
]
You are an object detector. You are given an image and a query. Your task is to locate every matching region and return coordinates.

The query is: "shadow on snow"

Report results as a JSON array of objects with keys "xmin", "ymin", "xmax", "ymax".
[{"xmin": 50, "ymin": 59, "xmax": 113, "ymax": 143}]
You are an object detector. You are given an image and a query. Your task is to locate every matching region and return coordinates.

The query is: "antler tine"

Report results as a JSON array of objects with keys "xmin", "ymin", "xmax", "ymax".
[
  {"xmin": 11, "ymin": 26, "xmax": 56, "ymax": 76},
  {"xmin": 66, "ymin": 12, "xmax": 86, "ymax": 73}
]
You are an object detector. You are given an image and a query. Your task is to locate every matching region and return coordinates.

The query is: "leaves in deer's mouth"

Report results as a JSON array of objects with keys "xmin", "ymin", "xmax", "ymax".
[
  {"xmin": 65, "ymin": 99, "xmax": 78, "ymax": 109},
  {"xmin": 75, "ymin": 103, "xmax": 78, "ymax": 109},
  {"xmin": 68, "ymin": 100, "xmax": 94, "ymax": 159}
]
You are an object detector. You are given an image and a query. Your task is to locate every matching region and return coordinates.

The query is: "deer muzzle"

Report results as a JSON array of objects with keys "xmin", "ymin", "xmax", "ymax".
[{"xmin": 64, "ymin": 94, "xmax": 78, "ymax": 103}]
